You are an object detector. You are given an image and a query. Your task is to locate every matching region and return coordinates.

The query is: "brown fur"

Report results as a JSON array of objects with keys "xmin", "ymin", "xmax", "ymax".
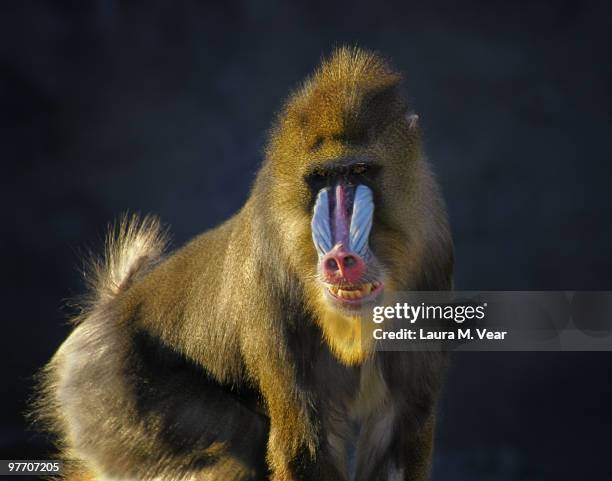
[{"xmin": 33, "ymin": 47, "xmax": 453, "ymax": 481}]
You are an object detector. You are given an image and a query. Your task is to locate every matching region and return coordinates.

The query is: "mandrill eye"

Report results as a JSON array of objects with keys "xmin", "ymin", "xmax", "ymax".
[
  {"xmin": 351, "ymin": 163, "xmax": 369, "ymax": 175},
  {"xmin": 305, "ymin": 167, "xmax": 331, "ymax": 195}
]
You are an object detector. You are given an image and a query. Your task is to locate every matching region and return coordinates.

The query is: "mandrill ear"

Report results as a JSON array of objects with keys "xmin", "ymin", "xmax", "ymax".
[{"xmin": 406, "ymin": 112, "xmax": 419, "ymax": 130}]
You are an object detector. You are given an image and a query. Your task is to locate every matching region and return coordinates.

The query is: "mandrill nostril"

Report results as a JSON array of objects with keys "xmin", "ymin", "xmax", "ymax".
[
  {"xmin": 321, "ymin": 248, "xmax": 365, "ymax": 283},
  {"xmin": 326, "ymin": 258, "xmax": 339, "ymax": 270},
  {"xmin": 343, "ymin": 255, "xmax": 357, "ymax": 268}
]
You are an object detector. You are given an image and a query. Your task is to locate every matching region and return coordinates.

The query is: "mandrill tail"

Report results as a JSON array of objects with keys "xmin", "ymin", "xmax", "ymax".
[
  {"xmin": 81, "ymin": 213, "xmax": 168, "ymax": 311},
  {"xmin": 28, "ymin": 214, "xmax": 168, "ymax": 479}
]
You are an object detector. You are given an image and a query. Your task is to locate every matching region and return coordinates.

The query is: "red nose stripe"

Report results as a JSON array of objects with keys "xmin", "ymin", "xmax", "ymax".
[{"xmin": 332, "ymin": 183, "xmax": 351, "ymax": 246}]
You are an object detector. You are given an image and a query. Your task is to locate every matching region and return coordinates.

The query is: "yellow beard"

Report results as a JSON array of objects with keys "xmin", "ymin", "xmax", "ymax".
[{"xmin": 314, "ymin": 293, "xmax": 376, "ymax": 366}]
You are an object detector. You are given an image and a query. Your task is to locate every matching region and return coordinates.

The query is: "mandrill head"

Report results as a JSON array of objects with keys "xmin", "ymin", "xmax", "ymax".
[{"xmin": 259, "ymin": 47, "xmax": 453, "ymax": 363}]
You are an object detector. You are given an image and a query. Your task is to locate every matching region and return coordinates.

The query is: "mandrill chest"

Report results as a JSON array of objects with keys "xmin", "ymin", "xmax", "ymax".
[
  {"xmin": 348, "ymin": 358, "xmax": 391, "ymax": 420},
  {"xmin": 321, "ymin": 354, "xmax": 393, "ymax": 477}
]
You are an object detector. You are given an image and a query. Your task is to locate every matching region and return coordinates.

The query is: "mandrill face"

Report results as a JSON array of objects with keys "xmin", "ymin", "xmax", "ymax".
[{"xmin": 308, "ymin": 160, "xmax": 385, "ymax": 311}]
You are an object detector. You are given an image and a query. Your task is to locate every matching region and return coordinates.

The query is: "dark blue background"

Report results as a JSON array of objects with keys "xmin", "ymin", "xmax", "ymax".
[{"xmin": 2, "ymin": 1, "xmax": 611, "ymax": 480}]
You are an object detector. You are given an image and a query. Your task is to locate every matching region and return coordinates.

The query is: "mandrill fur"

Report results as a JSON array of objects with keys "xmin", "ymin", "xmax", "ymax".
[{"xmin": 34, "ymin": 47, "xmax": 454, "ymax": 481}]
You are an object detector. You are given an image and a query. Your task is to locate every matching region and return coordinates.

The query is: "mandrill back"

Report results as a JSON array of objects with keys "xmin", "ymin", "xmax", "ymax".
[{"xmin": 34, "ymin": 47, "xmax": 453, "ymax": 481}]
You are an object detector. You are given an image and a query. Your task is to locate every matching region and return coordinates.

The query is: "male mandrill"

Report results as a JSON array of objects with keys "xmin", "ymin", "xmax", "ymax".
[{"xmin": 35, "ymin": 47, "xmax": 453, "ymax": 481}]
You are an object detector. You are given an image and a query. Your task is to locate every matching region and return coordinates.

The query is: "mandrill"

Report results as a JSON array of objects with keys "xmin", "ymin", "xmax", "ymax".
[{"xmin": 34, "ymin": 47, "xmax": 453, "ymax": 481}]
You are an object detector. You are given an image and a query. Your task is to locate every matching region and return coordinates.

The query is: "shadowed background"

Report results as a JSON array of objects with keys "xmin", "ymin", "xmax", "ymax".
[{"xmin": 2, "ymin": 1, "xmax": 612, "ymax": 480}]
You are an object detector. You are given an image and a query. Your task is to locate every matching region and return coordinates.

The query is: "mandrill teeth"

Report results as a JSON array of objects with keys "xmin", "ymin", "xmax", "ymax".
[
  {"xmin": 338, "ymin": 289, "xmax": 352, "ymax": 299},
  {"xmin": 328, "ymin": 282, "xmax": 380, "ymax": 300}
]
